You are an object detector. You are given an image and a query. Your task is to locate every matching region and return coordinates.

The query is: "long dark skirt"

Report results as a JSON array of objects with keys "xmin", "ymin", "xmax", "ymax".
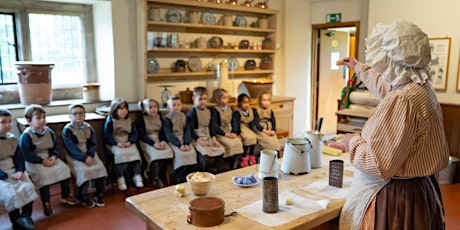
[{"xmin": 375, "ymin": 175, "xmax": 444, "ymax": 230}]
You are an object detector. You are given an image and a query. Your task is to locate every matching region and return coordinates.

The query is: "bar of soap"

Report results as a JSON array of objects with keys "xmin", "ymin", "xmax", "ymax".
[
  {"xmin": 175, "ymin": 184, "xmax": 185, "ymax": 194},
  {"xmin": 336, "ymin": 60, "xmax": 344, "ymax": 65},
  {"xmin": 285, "ymin": 197, "xmax": 294, "ymax": 205},
  {"xmin": 174, "ymin": 191, "xmax": 184, "ymax": 197}
]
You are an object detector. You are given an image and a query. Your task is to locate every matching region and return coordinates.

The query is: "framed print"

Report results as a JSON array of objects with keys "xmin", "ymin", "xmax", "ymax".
[
  {"xmin": 457, "ymin": 53, "xmax": 460, "ymax": 91},
  {"xmin": 429, "ymin": 37, "xmax": 451, "ymax": 90}
]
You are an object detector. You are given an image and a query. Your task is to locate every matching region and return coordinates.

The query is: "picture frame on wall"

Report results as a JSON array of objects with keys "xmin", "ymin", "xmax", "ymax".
[
  {"xmin": 429, "ymin": 37, "xmax": 451, "ymax": 91},
  {"xmin": 457, "ymin": 51, "xmax": 460, "ymax": 92}
]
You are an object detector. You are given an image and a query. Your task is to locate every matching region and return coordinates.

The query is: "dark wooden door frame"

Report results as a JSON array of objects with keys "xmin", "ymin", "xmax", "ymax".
[{"xmin": 310, "ymin": 21, "xmax": 360, "ymax": 130}]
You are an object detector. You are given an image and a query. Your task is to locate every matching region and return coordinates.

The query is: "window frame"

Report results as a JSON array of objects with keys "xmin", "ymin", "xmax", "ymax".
[{"xmin": 0, "ymin": 0, "xmax": 97, "ymax": 88}]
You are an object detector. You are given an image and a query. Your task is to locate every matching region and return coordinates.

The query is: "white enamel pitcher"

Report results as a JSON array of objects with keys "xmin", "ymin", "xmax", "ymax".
[
  {"xmin": 258, "ymin": 149, "xmax": 278, "ymax": 179},
  {"xmin": 304, "ymin": 131, "xmax": 325, "ymax": 168}
]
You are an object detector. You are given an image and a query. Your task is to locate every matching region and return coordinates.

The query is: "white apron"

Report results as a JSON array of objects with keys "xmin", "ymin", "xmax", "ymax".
[
  {"xmin": 255, "ymin": 107, "xmax": 280, "ymax": 151},
  {"xmin": 339, "ymin": 170, "xmax": 389, "ymax": 230},
  {"xmin": 193, "ymin": 108, "xmax": 225, "ymax": 157},
  {"xmin": 139, "ymin": 115, "xmax": 173, "ymax": 163},
  {"xmin": 166, "ymin": 112, "xmax": 197, "ymax": 169},
  {"xmin": 64, "ymin": 123, "xmax": 107, "ymax": 187},
  {"xmin": 24, "ymin": 128, "xmax": 71, "ymax": 189},
  {"xmin": 0, "ymin": 135, "xmax": 38, "ymax": 214},
  {"xmin": 214, "ymin": 106, "xmax": 243, "ymax": 158},
  {"xmin": 106, "ymin": 118, "xmax": 141, "ymax": 164},
  {"xmin": 171, "ymin": 145, "xmax": 197, "ymax": 170},
  {"xmin": 237, "ymin": 109, "xmax": 257, "ymax": 146}
]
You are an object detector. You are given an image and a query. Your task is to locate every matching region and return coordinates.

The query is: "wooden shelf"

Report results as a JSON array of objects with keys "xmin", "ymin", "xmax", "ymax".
[
  {"xmin": 147, "ymin": 69, "xmax": 273, "ymax": 81},
  {"xmin": 335, "ymin": 108, "xmax": 372, "ymax": 118},
  {"xmin": 147, "ymin": 0, "xmax": 279, "ymax": 16},
  {"xmin": 147, "ymin": 21, "xmax": 275, "ymax": 35},
  {"xmin": 148, "ymin": 47, "xmax": 275, "ymax": 54},
  {"xmin": 143, "ymin": 0, "xmax": 277, "ymax": 84}
]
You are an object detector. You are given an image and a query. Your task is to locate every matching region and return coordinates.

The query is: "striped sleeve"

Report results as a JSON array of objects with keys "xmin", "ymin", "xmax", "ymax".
[
  {"xmin": 354, "ymin": 63, "xmax": 391, "ymax": 101},
  {"xmin": 349, "ymin": 94, "xmax": 417, "ymax": 179}
]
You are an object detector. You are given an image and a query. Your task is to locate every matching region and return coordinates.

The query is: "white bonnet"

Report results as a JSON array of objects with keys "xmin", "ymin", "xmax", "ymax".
[{"xmin": 365, "ymin": 20, "xmax": 431, "ymax": 86}]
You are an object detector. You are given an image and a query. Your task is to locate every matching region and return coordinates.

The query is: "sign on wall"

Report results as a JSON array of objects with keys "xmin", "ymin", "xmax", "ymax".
[{"xmin": 326, "ymin": 13, "xmax": 341, "ymax": 23}]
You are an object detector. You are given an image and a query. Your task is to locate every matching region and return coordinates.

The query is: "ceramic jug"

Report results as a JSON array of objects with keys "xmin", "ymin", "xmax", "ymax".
[
  {"xmin": 258, "ymin": 16, "xmax": 268, "ymax": 29},
  {"xmin": 168, "ymin": 33, "xmax": 179, "ymax": 48},
  {"xmin": 188, "ymin": 10, "xmax": 200, "ymax": 24},
  {"xmin": 244, "ymin": 59, "xmax": 256, "ymax": 70},
  {"xmin": 174, "ymin": 60, "xmax": 186, "ymax": 72}
]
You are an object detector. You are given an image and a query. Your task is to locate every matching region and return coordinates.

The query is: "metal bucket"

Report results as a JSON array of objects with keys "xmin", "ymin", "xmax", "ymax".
[{"xmin": 281, "ymin": 138, "xmax": 312, "ymax": 174}]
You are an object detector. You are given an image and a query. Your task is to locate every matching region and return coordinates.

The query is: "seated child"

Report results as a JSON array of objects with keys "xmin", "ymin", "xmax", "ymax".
[
  {"xmin": 62, "ymin": 104, "xmax": 108, "ymax": 208},
  {"xmin": 163, "ymin": 96, "xmax": 197, "ymax": 183},
  {"xmin": 187, "ymin": 87, "xmax": 225, "ymax": 173},
  {"xmin": 137, "ymin": 98, "xmax": 173, "ymax": 188},
  {"xmin": 0, "ymin": 108, "xmax": 38, "ymax": 230},
  {"xmin": 233, "ymin": 94, "xmax": 258, "ymax": 167},
  {"xmin": 103, "ymin": 99, "xmax": 143, "ymax": 191},
  {"xmin": 211, "ymin": 88, "xmax": 244, "ymax": 170},
  {"xmin": 253, "ymin": 92, "xmax": 280, "ymax": 152},
  {"xmin": 19, "ymin": 104, "xmax": 76, "ymax": 217}
]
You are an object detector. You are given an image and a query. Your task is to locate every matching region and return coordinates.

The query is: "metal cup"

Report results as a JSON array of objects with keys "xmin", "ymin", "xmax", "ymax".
[{"xmin": 262, "ymin": 176, "xmax": 279, "ymax": 213}]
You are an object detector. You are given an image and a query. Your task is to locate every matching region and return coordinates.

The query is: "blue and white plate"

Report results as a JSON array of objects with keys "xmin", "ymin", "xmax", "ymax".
[
  {"xmin": 227, "ymin": 57, "xmax": 239, "ymax": 71},
  {"xmin": 232, "ymin": 176, "xmax": 259, "ymax": 187},
  {"xmin": 147, "ymin": 57, "xmax": 159, "ymax": 73},
  {"xmin": 165, "ymin": 8, "xmax": 182, "ymax": 23},
  {"xmin": 201, "ymin": 10, "xmax": 216, "ymax": 25},
  {"xmin": 234, "ymin": 15, "xmax": 247, "ymax": 27}
]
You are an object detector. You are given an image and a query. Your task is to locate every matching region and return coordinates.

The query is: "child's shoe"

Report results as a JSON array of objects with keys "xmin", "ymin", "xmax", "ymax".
[
  {"xmin": 43, "ymin": 202, "xmax": 54, "ymax": 216},
  {"xmin": 241, "ymin": 156, "xmax": 249, "ymax": 167},
  {"xmin": 153, "ymin": 178, "xmax": 164, "ymax": 188},
  {"xmin": 117, "ymin": 177, "xmax": 127, "ymax": 191},
  {"xmin": 249, "ymin": 155, "xmax": 256, "ymax": 165},
  {"xmin": 96, "ymin": 194, "xmax": 105, "ymax": 207},
  {"xmin": 15, "ymin": 217, "xmax": 36, "ymax": 230},
  {"xmin": 80, "ymin": 197, "xmax": 95, "ymax": 208},
  {"xmin": 60, "ymin": 196, "xmax": 78, "ymax": 205},
  {"xmin": 133, "ymin": 174, "xmax": 144, "ymax": 188}
]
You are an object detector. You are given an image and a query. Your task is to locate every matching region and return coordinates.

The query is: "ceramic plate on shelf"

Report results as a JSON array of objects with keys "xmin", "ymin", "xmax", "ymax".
[
  {"xmin": 165, "ymin": 8, "xmax": 182, "ymax": 22},
  {"xmin": 207, "ymin": 36, "xmax": 224, "ymax": 49},
  {"xmin": 227, "ymin": 57, "xmax": 239, "ymax": 71},
  {"xmin": 187, "ymin": 56, "xmax": 202, "ymax": 72},
  {"xmin": 147, "ymin": 57, "xmax": 160, "ymax": 73},
  {"xmin": 234, "ymin": 15, "xmax": 247, "ymax": 27},
  {"xmin": 201, "ymin": 10, "xmax": 216, "ymax": 25}
]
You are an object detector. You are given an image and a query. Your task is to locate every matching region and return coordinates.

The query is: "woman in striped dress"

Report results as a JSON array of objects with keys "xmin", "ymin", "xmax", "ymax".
[{"xmin": 339, "ymin": 20, "xmax": 449, "ymax": 230}]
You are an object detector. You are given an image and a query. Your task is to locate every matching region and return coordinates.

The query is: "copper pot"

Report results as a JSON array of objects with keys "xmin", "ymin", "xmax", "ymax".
[
  {"xmin": 179, "ymin": 88, "xmax": 193, "ymax": 104},
  {"xmin": 241, "ymin": 0, "xmax": 253, "ymax": 7},
  {"xmin": 187, "ymin": 197, "xmax": 225, "ymax": 227}
]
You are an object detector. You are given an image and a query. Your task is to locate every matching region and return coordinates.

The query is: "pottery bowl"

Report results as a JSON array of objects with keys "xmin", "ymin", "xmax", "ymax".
[
  {"xmin": 242, "ymin": 79, "xmax": 274, "ymax": 98},
  {"xmin": 186, "ymin": 172, "xmax": 215, "ymax": 196}
]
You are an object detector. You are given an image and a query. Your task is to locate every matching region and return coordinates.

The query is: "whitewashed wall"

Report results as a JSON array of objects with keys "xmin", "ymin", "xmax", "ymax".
[{"xmin": 368, "ymin": 0, "xmax": 460, "ymax": 104}]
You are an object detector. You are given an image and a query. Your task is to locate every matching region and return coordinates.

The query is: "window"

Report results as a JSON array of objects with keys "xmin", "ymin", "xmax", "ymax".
[
  {"xmin": 0, "ymin": 0, "xmax": 95, "ymax": 86},
  {"xmin": 0, "ymin": 13, "xmax": 18, "ymax": 85}
]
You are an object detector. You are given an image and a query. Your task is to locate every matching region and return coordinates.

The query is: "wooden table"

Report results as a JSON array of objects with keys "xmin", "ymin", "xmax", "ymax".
[{"xmin": 126, "ymin": 154, "xmax": 353, "ymax": 230}]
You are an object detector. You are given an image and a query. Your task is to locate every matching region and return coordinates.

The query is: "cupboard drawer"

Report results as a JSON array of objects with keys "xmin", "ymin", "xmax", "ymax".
[{"xmin": 270, "ymin": 101, "xmax": 292, "ymax": 114}]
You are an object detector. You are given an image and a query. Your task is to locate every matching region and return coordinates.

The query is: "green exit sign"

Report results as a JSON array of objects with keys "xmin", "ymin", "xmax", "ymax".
[{"xmin": 326, "ymin": 13, "xmax": 342, "ymax": 23}]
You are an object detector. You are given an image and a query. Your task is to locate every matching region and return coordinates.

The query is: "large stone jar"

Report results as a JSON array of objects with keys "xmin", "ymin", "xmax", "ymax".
[{"xmin": 15, "ymin": 62, "xmax": 54, "ymax": 105}]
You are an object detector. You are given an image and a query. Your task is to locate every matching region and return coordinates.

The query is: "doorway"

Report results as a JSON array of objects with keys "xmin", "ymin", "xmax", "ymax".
[{"xmin": 310, "ymin": 21, "xmax": 359, "ymax": 134}]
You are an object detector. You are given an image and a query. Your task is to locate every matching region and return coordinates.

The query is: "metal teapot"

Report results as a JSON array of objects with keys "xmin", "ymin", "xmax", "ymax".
[
  {"xmin": 241, "ymin": 0, "xmax": 253, "ymax": 7},
  {"xmin": 256, "ymin": 0, "xmax": 269, "ymax": 9},
  {"xmin": 227, "ymin": 0, "xmax": 238, "ymax": 5}
]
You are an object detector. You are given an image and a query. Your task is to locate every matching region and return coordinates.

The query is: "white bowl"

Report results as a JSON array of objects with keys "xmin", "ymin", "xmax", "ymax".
[{"xmin": 186, "ymin": 172, "xmax": 215, "ymax": 196}]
